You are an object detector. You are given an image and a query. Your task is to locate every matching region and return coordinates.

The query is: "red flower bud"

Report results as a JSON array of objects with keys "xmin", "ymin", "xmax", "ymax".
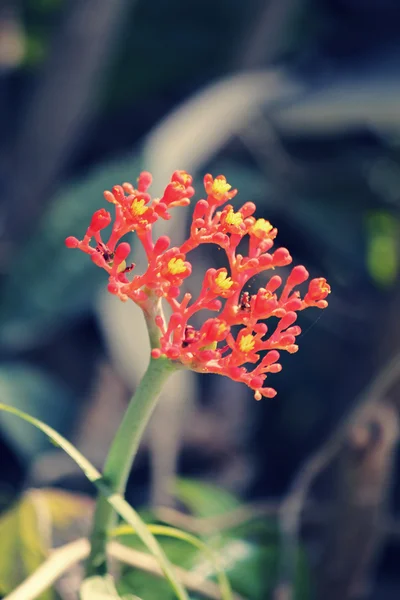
[
  {"xmin": 266, "ymin": 276, "xmax": 282, "ymax": 292},
  {"xmin": 287, "ymin": 265, "xmax": 309, "ymax": 286},
  {"xmin": 65, "ymin": 236, "xmax": 79, "ymax": 248},
  {"xmin": 137, "ymin": 171, "xmax": 152, "ymax": 192},
  {"xmin": 272, "ymin": 247, "xmax": 292, "ymax": 267},
  {"xmin": 114, "ymin": 242, "xmax": 131, "ymax": 261},
  {"xmin": 278, "ymin": 311, "xmax": 298, "ymax": 331},
  {"xmin": 305, "ymin": 278, "xmax": 331, "ymax": 302},
  {"xmin": 88, "ymin": 209, "xmax": 111, "ymax": 233},
  {"xmin": 154, "ymin": 236, "xmax": 170, "ymax": 255}
]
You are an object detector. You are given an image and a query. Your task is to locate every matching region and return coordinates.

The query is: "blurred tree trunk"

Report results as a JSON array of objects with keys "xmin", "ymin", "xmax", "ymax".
[
  {"xmin": 315, "ymin": 282, "xmax": 400, "ymax": 599},
  {"xmin": 0, "ymin": 0, "xmax": 132, "ymax": 266},
  {"xmin": 316, "ymin": 399, "xmax": 399, "ymax": 599}
]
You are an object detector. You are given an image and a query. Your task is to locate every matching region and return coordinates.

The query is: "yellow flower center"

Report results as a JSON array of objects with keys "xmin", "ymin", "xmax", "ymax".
[
  {"xmin": 262, "ymin": 290, "xmax": 273, "ymax": 300},
  {"xmin": 117, "ymin": 260, "xmax": 127, "ymax": 274},
  {"xmin": 212, "ymin": 177, "xmax": 231, "ymax": 197},
  {"xmin": 131, "ymin": 198, "xmax": 148, "ymax": 217},
  {"xmin": 215, "ymin": 271, "xmax": 234, "ymax": 290},
  {"xmin": 167, "ymin": 257, "xmax": 187, "ymax": 275},
  {"xmin": 239, "ymin": 334, "xmax": 255, "ymax": 353},
  {"xmin": 217, "ymin": 323, "xmax": 227, "ymax": 336},
  {"xmin": 180, "ymin": 172, "xmax": 191, "ymax": 185},
  {"xmin": 225, "ymin": 209, "xmax": 243, "ymax": 227},
  {"xmin": 320, "ymin": 281, "xmax": 331, "ymax": 294},
  {"xmin": 252, "ymin": 218, "xmax": 273, "ymax": 236}
]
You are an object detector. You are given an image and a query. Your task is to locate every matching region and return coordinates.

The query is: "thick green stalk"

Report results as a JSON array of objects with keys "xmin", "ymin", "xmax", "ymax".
[{"xmin": 86, "ymin": 356, "xmax": 176, "ymax": 576}]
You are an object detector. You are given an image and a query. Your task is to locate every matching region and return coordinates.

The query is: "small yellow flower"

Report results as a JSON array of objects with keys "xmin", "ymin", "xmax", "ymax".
[
  {"xmin": 212, "ymin": 177, "xmax": 232, "ymax": 198},
  {"xmin": 131, "ymin": 198, "xmax": 148, "ymax": 217},
  {"xmin": 180, "ymin": 172, "xmax": 191, "ymax": 185},
  {"xmin": 117, "ymin": 260, "xmax": 127, "ymax": 273},
  {"xmin": 261, "ymin": 290, "xmax": 273, "ymax": 300},
  {"xmin": 167, "ymin": 257, "xmax": 187, "ymax": 275},
  {"xmin": 225, "ymin": 209, "xmax": 243, "ymax": 227},
  {"xmin": 251, "ymin": 218, "xmax": 273, "ymax": 238},
  {"xmin": 215, "ymin": 271, "xmax": 234, "ymax": 291},
  {"xmin": 217, "ymin": 322, "xmax": 228, "ymax": 336},
  {"xmin": 321, "ymin": 281, "xmax": 331, "ymax": 294},
  {"xmin": 239, "ymin": 334, "xmax": 255, "ymax": 353}
]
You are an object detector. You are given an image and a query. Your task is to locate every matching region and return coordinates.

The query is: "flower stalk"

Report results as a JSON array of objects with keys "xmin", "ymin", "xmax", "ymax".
[
  {"xmin": 86, "ymin": 355, "xmax": 177, "ymax": 576},
  {"xmin": 66, "ymin": 168, "xmax": 330, "ymax": 580}
]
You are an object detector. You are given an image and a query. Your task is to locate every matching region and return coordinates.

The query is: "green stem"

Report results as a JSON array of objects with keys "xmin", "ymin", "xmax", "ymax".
[{"xmin": 86, "ymin": 356, "xmax": 176, "ymax": 576}]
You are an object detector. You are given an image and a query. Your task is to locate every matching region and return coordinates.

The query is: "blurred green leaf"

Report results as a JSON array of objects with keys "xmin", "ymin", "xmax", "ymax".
[
  {"xmin": 0, "ymin": 363, "xmax": 75, "ymax": 462},
  {"xmin": 117, "ymin": 535, "xmax": 202, "ymax": 600},
  {"xmin": 113, "ymin": 523, "xmax": 233, "ymax": 600},
  {"xmin": 117, "ymin": 484, "xmax": 311, "ymax": 600},
  {"xmin": 0, "ymin": 153, "xmax": 142, "ymax": 351},
  {"xmin": 0, "ymin": 492, "xmax": 52, "ymax": 599},
  {"xmin": 0, "ymin": 403, "xmax": 189, "ymax": 600},
  {"xmin": 0, "ymin": 487, "xmax": 91, "ymax": 599},
  {"xmin": 34, "ymin": 0, "xmax": 63, "ymax": 10},
  {"xmin": 119, "ymin": 529, "xmax": 311, "ymax": 600},
  {"xmin": 209, "ymin": 538, "xmax": 271, "ymax": 599},
  {"xmin": 81, "ymin": 575, "xmax": 142, "ymax": 600},
  {"xmin": 38, "ymin": 488, "xmax": 92, "ymax": 534},
  {"xmin": 24, "ymin": 33, "xmax": 47, "ymax": 65},
  {"xmin": 366, "ymin": 211, "xmax": 399, "ymax": 287},
  {"xmin": 216, "ymin": 537, "xmax": 310, "ymax": 600},
  {"xmin": 174, "ymin": 478, "xmax": 240, "ymax": 518}
]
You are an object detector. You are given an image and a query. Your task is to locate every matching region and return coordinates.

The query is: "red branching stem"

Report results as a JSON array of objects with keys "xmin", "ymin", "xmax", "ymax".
[{"xmin": 66, "ymin": 171, "xmax": 330, "ymax": 400}]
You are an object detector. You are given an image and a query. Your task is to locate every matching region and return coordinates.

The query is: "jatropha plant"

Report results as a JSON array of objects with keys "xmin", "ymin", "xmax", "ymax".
[
  {"xmin": 66, "ymin": 171, "xmax": 329, "ymax": 401},
  {"xmin": 65, "ymin": 171, "xmax": 330, "ymax": 588}
]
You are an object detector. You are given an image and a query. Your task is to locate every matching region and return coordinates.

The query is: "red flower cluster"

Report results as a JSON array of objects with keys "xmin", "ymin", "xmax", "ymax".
[{"xmin": 66, "ymin": 171, "xmax": 330, "ymax": 400}]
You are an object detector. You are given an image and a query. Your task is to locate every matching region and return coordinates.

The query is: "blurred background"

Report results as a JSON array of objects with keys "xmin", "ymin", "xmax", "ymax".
[{"xmin": 0, "ymin": 0, "xmax": 400, "ymax": 599}]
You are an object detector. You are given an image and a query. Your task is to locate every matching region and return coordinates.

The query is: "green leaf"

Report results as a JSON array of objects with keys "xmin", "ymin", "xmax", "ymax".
[
  {"xmin": 202, "ymin": 538, "xmax": 270, "ymax": 600},
  {"xmin": 191, "ymin": 535, "xmax": 310, "ymax": 600},
  {"xmin": 0, "ymin": 493, "xmax": 52, "ymax": 600},
  {"xmin": 0, "ymin": 402, "xmax": 188, "ymax": 600},
  {"xmin": 0, "ymin": 364, "xmax": 75, "ymax": 462},
  {"xmin": 174, "ymin": 478, "xmax": 240, "ymax": 518},
  {"xmin": 119, "ymin": 532, "xmax": 282, "ymax": 600},
  {"xmin": 34, "ymin": 488, "xmax": 93, "ymax": 543},
  {"xmin": 0, "ymin": 154, "xmax": 142, "ymax": 350},
  {"xmin": 80, "ymin": 575, "xmax": 142, "ymax": 600},
  {"xmin": 115, "ymin": 507, "xmax": 311, "ymax": 600},
  {"xmin": 0, "ymin": 488, "xmax": 92, "ymax": 599},
  {"xmin": 112, "ymin": 524, "xmax": 233, "ymax": 600},
  {"xmin": 117, "ymin": 537, "xmax": 199, "ymax": 600},
  {"xmin": 366, "ymin": 211, "xmax": 399, "ymax": 287}
]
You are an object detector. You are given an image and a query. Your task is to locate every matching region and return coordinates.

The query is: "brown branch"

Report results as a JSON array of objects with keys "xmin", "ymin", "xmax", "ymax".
[{"xmin": 315, "ymin": 400, "xmax": 399, "ymax": 600}]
